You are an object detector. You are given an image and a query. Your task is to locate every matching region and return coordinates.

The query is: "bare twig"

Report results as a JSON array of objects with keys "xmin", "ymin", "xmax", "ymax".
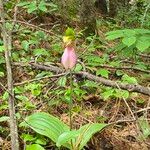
[
  {"xmin": 0, "ymin": 19, "xmax": 55, "ymax": 35},
  {"xmin": 99, "ymin": 64, "xmax": 150, "ymax": 74},
  {"xmin": 135, "ymin": 107, "xmax": 150, "ymax": 113},
  {"xmin": 115, "ymin": 82, "xmax": 136, "ymax": 120},
  {"xmin": 14, "ymin": 73, "xmax": 66, "ymax": 86}
]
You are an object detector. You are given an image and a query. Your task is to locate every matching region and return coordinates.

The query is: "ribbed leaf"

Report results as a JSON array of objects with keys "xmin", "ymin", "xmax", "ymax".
[
  {"xmin": 20, "ymin": 112, "xmax": 69, "ymax": 143},
  {"xmin": 75, "ymin": 123, "xmax": 107, "ymax": 150},
  {"xmin": 106, "ymin": 30, "xmax": 124, "ymax": 40},
  {"xmin": 122, "ymin": 36, "xmax": 136, "ymax": 47},
  {"xmin": 106, "ymin": 29, "xmax": 136, "ymax": 40},
  {"xmin": 136, "ymin": 36, "xmax": 150, "ymax": 52},
  {"xmin": 56, "ymin": 130, "xmax": 79, "ymax": 148}
]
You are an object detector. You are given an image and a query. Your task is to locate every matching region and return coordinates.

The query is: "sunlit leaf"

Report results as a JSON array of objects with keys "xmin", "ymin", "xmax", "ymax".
[
  {"xmin": 0, "ymin": 116, "xmax": 9, "ymax": 122},
  {"xmin": 20, "ymin": 112, "xmax": 70, "ymax": 143},
  {"xmin": 122, "ymin": 36, "xmax": 136, "ymax": 47},
  {"xmin": 26, "ymin": 144, "xmax": 45, "ymax": 150}
]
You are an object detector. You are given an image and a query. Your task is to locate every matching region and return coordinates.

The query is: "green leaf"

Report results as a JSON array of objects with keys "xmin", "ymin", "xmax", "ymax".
[
  {"xmin": 114, "ymin": 89, "xmax": 129, "ymax": 99},
  {"xmin": 21, "ymin": 133, "xmax": 36, "ymax": 142},
  {"xmin": 101, "ymin": 88, "xmax": 114, "ymax": 100},
  {"xmin": 136, "ymin": 36, "xmax": 150, "ymax": 52},
  {"xmin": 14, "ymin": 86, "xmax": 25, "ymax": 94},
  {"xmin": 15, "ymin": 95, "xmax": 29, "ymax": 101},
  {"xmin": 122, "ymin": 74, "xmax": 137, "ymax": 84},
  {"xmin": 74, "ymin": 64, "xmax": 83, "ymax": 72},
  {"xmin": 26, "ymin": 144, "xmax": 45, "ymax": 150},
  {"xmin": 35, "ymin": 138, "xmax": 47, "ymax": 145},
  {"xmin": 21, "ymin": 40, "xmax": 29, "ymax": 51},
  {"xmin": 38, "ymin": 0, "xmax": 47, "ymax": 12},
  {"xmin": 0, "ymin": 71, "xmax": 4, "ymax": 77},
  {"xmin": 138, "ymin": 117, "xmax": 150, "ymax": 138},
  {"xmin": 0, "ymin": 56, "xmax": 5, "ymax": 64},
  {"xmin": 106, "ymin": 29, "xmax": 136, "ymax": 40},
  {"xmin": 20, "ymin": 112, "xmax": 70, "ymax": 143},
  {"xmin": 58, "ymin": 76, "xmax": 67, "ymax": 87},
  {"xmin": 0, "ymin": 116, "xmax": 9, "ymax": 122},
  {"xmin": 33, "ymin": 48, "xmax": 49, "ymax": 56},
  {"xmin": 116, "ymin": 70, "xmax": 124, "ymax": 76},
  {"xmin": 122, "ymin": 36, "xmax": 136, "ymax": 47},
  {"xmin": 96, "ymin": 69, "xmax": 110, "ymax": 78},
  {"xmin": 134, "ymin": 29, "xmax": 150, "ymax": 34},
  {"xmin": 0, "ymin": 45, "xmax": 4, "ymax": 52},
  {"xmin": 17, "ymin": 2, "xmax": 30, "ymax": 7},
  {"xmin": 76, "ymin": 123, "xmax": 107, "ymax": 149},
  {"xmin": 2, "ymin": 91, "xmax": 9, "ymax": 101},
  {"xmin": 27, "ymin": 2, "xmax": 37, "ymax": 13},
  {"xmin": 106, "ymin": 30, "xmax": 124, "ymax": 40},
  {"xmin": 56, "ymin": 130, "xmax": 79, "ymax": 148}
]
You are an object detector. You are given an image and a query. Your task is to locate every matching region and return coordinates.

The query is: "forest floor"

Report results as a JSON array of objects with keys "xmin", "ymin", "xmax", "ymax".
[{"xmin": 0, "ymin": 12, "xmax": 150, "ymax": 150}]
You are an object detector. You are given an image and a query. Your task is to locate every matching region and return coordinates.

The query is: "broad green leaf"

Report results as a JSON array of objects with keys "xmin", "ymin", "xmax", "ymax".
[
  {"xmin": 96, "ymin": 69, "xmax": 110, "ymax": 78},
  {"xmin": 58, "ymin": 76, "xmax": 67, "ymax": 87},
  {"xmin": 123, "ymin": 29, "xmax": 136, "ymax": 36},
  {"xmin": 35, "ymin": 138, "xmax": 47, "ymax": 145},
  {"xmin": 21, "ymin": 40, "xmax": 29, "ymax": 51},
  {"xmin": 21, "ymin": 133, "xmax": 36, "ymax": 142},
  {"xmin": 27, "ymin": 2, "xmax": 37, "ymax": 13},
  {"xmin": 17, "ymin": 2, "xmax": 30, "ymax": 7},
  {"xmin": 106, "ymin": 29, "xmax": 136, "ymax": 40},
  {"xmin": 26, "ymin": 144, "xmax": 45, "ymax": 150},
  {"xmin": 56, "ymin": 130, "xmax": 79, "ymax": 148},
  {"xmin": 38, "ymin": 0, "xmax": 47, "ymax": 12},
  {"xmin": 116, "ymin": 70, "xmax": 124, "ymax": 76},
  {"xmin": 122, "ymin": 74, "xmax": 137, "ymax": 84},
  {"xmin": 64, "ymin": 89, "xmax": 72, "ymax": 104},
  {"xmin": 14, "ymin": 86, "xmax": 25, "ymax": 94},
  {"xmin": 76, "ymin": 123, "xmax": 107, "ymax": 150},
  {"xmin": 114, "ymin": 89, "xmax": 129, "ymax": 99},
  {"xmin": 0, "ymin": 116, "xmax": 9, "ymax": 122},
  {"xmin": 101, "ymin": 88, "xmax": 114, "ymax": 100},
  {"xmin": 134, "ymin": 29, "xmax": 150, "ymax": 34},
  {"xmin": 138, "ymin": 117, "xmax": 150, "ymax": 138},
  {"xmin": 136, "ymin": 36, "xmax": 150, "ymax": 52},
  {"xmin": 20, "ymin": 112, "xmax": 70, "ymax": 143},
  {"xmin": 15, "ymin": 95, "xmax": 29, "ymax": 101},
  {"xmin": 106, "ymin": 30, "xmax": 124, "ymax": 40},
  {"xmin": 83, "ymin": 81, "xmax": 99, "ymax": 88},
  {"xmin": 122, "ymin": 36, "xmax": 136, "ymax": 47},
  {"xmin": 33, "ymin": 48, "xmax": 49, "ymax": 56},
  {"xmin": 74, "ymin": 64, "xmax": 82, "ymax": 72}
]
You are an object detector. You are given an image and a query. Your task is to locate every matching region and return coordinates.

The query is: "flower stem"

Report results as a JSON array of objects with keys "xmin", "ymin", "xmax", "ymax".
[
  {"xmin": 69, "ymin": 69, "xmax": 74, "ymax": 149},
  {"xmin": 69, "ymin": 70, "xmax": 73, "ymax": 130}
]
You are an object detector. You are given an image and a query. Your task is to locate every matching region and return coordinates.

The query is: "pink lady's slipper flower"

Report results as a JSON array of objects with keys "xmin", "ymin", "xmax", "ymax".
[
  {"xmin": 61, "ymin": 45, "xmax": 77, "ymax": 70},
  {"xmin": 61, "ymin": 28, "xmax": 77, "ymax": 70}
]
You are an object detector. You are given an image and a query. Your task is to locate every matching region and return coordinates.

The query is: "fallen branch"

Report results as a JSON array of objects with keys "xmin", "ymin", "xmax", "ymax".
[
  {"xmin": 99, "ymin": 64, "xmax": 150, "ymax": 74},
  {"xmin": 13, "ymin": 62, "xmax": 150, "ymax": 96}
]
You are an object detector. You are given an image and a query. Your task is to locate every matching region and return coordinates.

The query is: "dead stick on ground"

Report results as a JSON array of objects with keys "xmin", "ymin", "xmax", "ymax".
[{"xmin": 0, "ymin": 1, "xmax": 19, "ymax": 150}]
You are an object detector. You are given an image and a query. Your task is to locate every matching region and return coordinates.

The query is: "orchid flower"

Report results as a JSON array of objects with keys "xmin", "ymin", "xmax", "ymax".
[
  {"xmin": 61, "ymin": 45, "xmax": 77, "ymax": 70},
  {"xmin": 61, "ymin": 28, "xmax": 77, "ymax": 70}
]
